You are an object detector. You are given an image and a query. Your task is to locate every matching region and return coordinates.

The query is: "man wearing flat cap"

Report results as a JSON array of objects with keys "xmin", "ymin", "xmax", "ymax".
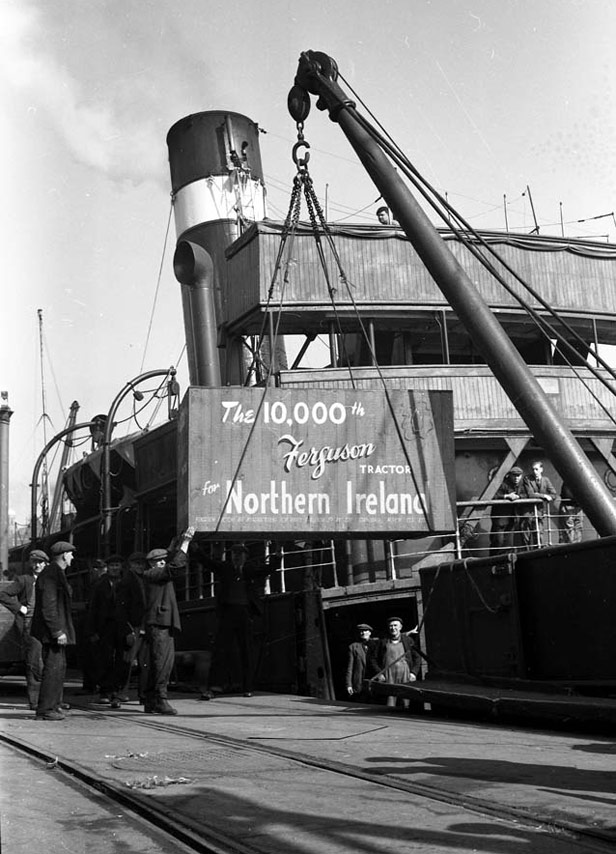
[
  {"xmin": 345, "ymin": 623, "xmax": 377, "ymax": 701},
  {"xmin": 371, "ymin": 617, "xmax": 421, "ymax": 709},
  {"xmin": 141, "ymin": 527, "xmax": 194, "ymax": 715},
  {"xmin": 31, "ymin": 541, "xmax": 76, "ymax": 721},
  {"xmin": 119, "ymin": 552, "xmax": 148, "ymax": 702},
  {"xmin": 0, "ymin": 549, "xmax": 48, "ymax": 709},
  {"xmin": 197, "ymin": 541, "xmax": 281, "ymax": 699},
  {"xmin": 490, "ymin": 466, "xmax": 529, "ymax": 555},
  {"xmin": 86, "ymin": 554, "xmax": 132, "ymax": 708}
]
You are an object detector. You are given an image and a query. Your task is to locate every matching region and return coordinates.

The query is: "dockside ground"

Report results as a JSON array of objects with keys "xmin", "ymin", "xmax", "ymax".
[{"xmin": 1, "ymin": 676, "xmax": 615, "ymax": 853}]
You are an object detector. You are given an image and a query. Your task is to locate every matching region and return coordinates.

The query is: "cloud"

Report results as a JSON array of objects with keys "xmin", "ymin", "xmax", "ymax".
[{"xmin": 0, "ymin": 2, "xmax": 164, "ymax": 184}]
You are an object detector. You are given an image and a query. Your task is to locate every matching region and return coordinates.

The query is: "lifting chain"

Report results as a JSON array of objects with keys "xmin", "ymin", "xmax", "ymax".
[{"xmin": 292, "ymin": 122, "xmax": 311, "ymax": 172}]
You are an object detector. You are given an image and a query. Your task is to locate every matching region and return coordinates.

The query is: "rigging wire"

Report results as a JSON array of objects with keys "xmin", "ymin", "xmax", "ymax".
[
  {"xmin": 140, "ymin": 198, "xmax": 174, "ymax": 373},
  {"xmin": 265, "ymin": 133, "xmax": 434, "ymax": 527},
  {"xmin": 42, "ymin": 333, "xmax": 66, "ymax": 417},
  {"xmin": 205, "ymin": 157, "xmax": 311, "ymax": 536},
  {"xmin": 36, "ymin": 309, "xmax": 51, "ymax": 534},
  {"xmin": 339, "ymin": 74, "xmax": 616, "ymax": 400},
  {"xmin": 206, "ymin": 130, "xmax": 432, "ymax": 535}
]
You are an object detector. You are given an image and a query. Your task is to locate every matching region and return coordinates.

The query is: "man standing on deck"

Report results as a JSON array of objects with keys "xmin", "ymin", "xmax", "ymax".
[
  {"xmin": 490, "ymin": 467, "xmax": 527, "ymax": 555},
  {"xmin": 558, "ymin": 483, "xmax": 583, "ymax": 544},
  {"xmin": 376, "ymin": 206, "xmax": 391, "ymax": 225},
  {"xmin": 31, "ymin": 542, "xmax": 76, "ymax": 721},
  {"xmin": 521, "ymin": 460, "xmax": 557, "ymax": 548},
  {"xmin": 142, "ymin": 527, "xmax": 194, "ymax": 715},
  {"xmin": 0, "ymin": 549, "xmax": 48, "ymax": 710}
]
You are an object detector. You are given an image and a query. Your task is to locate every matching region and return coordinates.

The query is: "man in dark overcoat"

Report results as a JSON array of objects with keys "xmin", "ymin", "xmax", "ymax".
[
  {"xmin": 31, "ymin": 541, "xmax": 76, "ymax": 721},
  {"xmin": 0, "ymin": 549, "xmax": 48, "ymax": 709},
  {"xmin": 198, "ymin": 542, "xmax": 281, "ymax": 699},
  {"xmin": 345, "ymin": 623, "xmax": 377, "ymax": 701},
  {"xmin": 86, "ymin": 554, "xmax": 130, "ymax": 708},
  {"xmin": 141, "ymin": 526, "xmax": 194, "ymax": 715}
]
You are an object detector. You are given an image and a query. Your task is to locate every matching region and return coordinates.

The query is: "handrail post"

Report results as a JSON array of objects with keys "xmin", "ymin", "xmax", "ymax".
[
  {"xmin": 101, "ymin": 368, "xmax": 176, "ymax": 556},
  {"xmin": 31, "ymin": 420, "xmax": 96, "ymax": 543}
]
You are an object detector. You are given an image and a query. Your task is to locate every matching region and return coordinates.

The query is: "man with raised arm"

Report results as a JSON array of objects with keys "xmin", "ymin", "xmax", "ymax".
[{"xmin": 142, "ymin": 526, "xmax": 194, "ymax": 715}]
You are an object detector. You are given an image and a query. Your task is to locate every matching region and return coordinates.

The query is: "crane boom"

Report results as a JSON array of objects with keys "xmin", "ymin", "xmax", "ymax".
[{"xmin": 289, "ymin": 50, "xmax": 616, "ymax": 537}]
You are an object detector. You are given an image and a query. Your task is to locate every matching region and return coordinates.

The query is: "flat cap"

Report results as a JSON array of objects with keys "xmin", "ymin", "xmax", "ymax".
[
  {"xmin": 29, "ymin": 549, "xmax": 49, "ymax": 563},
  {"xmin": 356, "ymin": 623, "xmax": 373, "ymax": 632},
  {"xmin": 106, "ymin": 554, "xmax": 124, "ymax": 564},
  {"xmin": 92, "ymin": 559, "xmax": 107, "ymax": 570},
  {"xmin": 128, "ymin": 552, "xmax": 147, "ymax": 562},
  {"xmin": 509, "ymin": 466, "xmax": 523, "ymax": 475},
  {"xmin": 50, "ymin": 541, "xmax": 76, "ymax": 557},
  {"xmin": 387, "ymin": 616, "xmax": 404, "ymax": 625},
  {"xmin": 146, "ymin": 548, "xmax": 168, "ymax": 562}
]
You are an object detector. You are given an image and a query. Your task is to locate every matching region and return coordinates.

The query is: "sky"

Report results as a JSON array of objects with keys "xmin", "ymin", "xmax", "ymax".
[{"xmin": 2, "ymin": 0, "xmax": 616, "ymax": 528}]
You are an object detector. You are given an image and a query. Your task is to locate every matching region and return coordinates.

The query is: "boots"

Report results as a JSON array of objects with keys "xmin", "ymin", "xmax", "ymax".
[{"xmin": 153, "ymin": 698, "xmax": 178, "ymax": 716}]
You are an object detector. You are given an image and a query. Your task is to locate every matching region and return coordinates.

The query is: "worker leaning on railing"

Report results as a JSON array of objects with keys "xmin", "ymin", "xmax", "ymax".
[{"xmin": 490, "ymin": 467, "xmax": 528, "ymax": 556}]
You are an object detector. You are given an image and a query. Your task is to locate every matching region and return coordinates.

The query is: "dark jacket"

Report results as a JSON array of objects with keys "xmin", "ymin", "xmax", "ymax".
[
  {"xmin": 116, "ymin": 570, "xmax": 146, "ymax": 632},
  {"xmin": 86, "ymin": 574, "xmax": 121, "ymax": 637},
  {"xmin": 143, "ymin": 550, "xmax": 187, "ymax": 632},
  {"xmin": 491, "ymin": 476, "xmax": 532, "ymax": 527},
  {"xmin": 345, "ymin": 639, "xmax": 377, "ymax": 693},
  {"xmin": 0, "ymin": 574, "xmax": 35, "ymax": 617},
  {"xmin": 200, "ymin": 552, "xmax": 281, "ymax": 616},
  {"xmin": 560, "ymin": 483, "xmax": 581, "ymax": 512},
  {"xmin": 31, "ymin": 562, "xmax": 76, "ymax": 645},
  {"xmin": 86, "ymin": 571, "xmax": 146, "ymax": 636},
  {"xmin": 370, "ymin": 634, "xmax": 421, "ymax": 679},
  {"xmin": 522, "ymin": 475, "xmax": 557, "ymax": 518}
]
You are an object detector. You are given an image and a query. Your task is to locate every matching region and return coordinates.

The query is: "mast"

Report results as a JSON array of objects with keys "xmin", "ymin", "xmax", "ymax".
[
  {"xmin": 37, "ymin": 309, "xmax": 50, "ymax": 537},
  {"xmin": 290, "ymin": 51, "xmax": 616, "ymax": 537},
  {"xmin": 48, "ymin": 400, "xmax": 80, "ymax": 533},
  {"xmin": 0, "ymin": 392, "xmax": 13, "ymax": 575},
  {"xmin": 525, "ymin": 185, "xmax": 540, "ymax": 235}
]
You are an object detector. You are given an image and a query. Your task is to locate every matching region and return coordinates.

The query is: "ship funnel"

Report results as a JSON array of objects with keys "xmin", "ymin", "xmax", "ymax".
[{"xmin": 167, "ymin": 112, "xmax": 266, "ymax": 385}]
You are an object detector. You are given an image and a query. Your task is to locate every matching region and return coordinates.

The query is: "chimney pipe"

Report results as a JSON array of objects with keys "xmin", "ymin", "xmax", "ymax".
[{"xmin": 174, "ymin": 240, "xmax": 221, "ymax": 387}]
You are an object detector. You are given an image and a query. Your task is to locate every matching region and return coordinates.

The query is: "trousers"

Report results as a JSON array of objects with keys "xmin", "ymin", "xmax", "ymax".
[
  {"xmin": 37, "ymin": 642, "xmax": 66, "ymax": 715},
  {"xmin": 21, "ymin": 620, "xmax": 43, "ymax": 708},
  {"xmin": 143, "ymin": 625, "xmax": 175, "ymax": 705}
]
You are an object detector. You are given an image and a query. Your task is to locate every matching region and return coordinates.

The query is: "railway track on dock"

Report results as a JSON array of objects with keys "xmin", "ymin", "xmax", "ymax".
[{"xmin": 2, "ymin": 701, "xmax": 614, "ymax": 854}]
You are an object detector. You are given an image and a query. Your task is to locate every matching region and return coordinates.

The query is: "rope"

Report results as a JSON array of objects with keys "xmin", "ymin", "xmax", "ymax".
[
  {"xmin": 140, "ymin": 199, "xmax": 174, "ymax": 373},
  {"xmin": 342, "ymin": 93, "xmax": 616, "ymax": 399},
  {"xmin": 283, "ymin": 140, "xmax": 434, "ymax": 529}
]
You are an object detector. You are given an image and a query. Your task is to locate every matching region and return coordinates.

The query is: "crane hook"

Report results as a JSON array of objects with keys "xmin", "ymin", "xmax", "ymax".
[{"xmin": 292, "ymin": 139, "xmax": 311, "ymax": 171}]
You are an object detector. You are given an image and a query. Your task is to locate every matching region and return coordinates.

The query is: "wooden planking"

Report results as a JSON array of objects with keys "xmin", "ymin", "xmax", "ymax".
[
  {"xmin": 279, "ymin": 366, "xmax": 616, "ymax": 433},
  {"xmin": 176, "ymin": 387, "xmax": 456, "ymax": 536},
  {"xmin": 224, "ymin": 225, "xmax": 616, "ymax": 322}
]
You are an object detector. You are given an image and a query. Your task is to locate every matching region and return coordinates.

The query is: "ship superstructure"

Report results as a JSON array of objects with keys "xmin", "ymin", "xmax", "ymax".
[{"xmin": 8, "ymin": 55, "xmax": 616, "ymax": 704}]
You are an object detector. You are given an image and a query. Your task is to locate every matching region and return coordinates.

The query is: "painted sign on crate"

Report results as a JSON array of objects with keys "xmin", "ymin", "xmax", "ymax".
[{"xmin": 177, "ymin": 387, "xmax": 455, "ymax": 537}]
